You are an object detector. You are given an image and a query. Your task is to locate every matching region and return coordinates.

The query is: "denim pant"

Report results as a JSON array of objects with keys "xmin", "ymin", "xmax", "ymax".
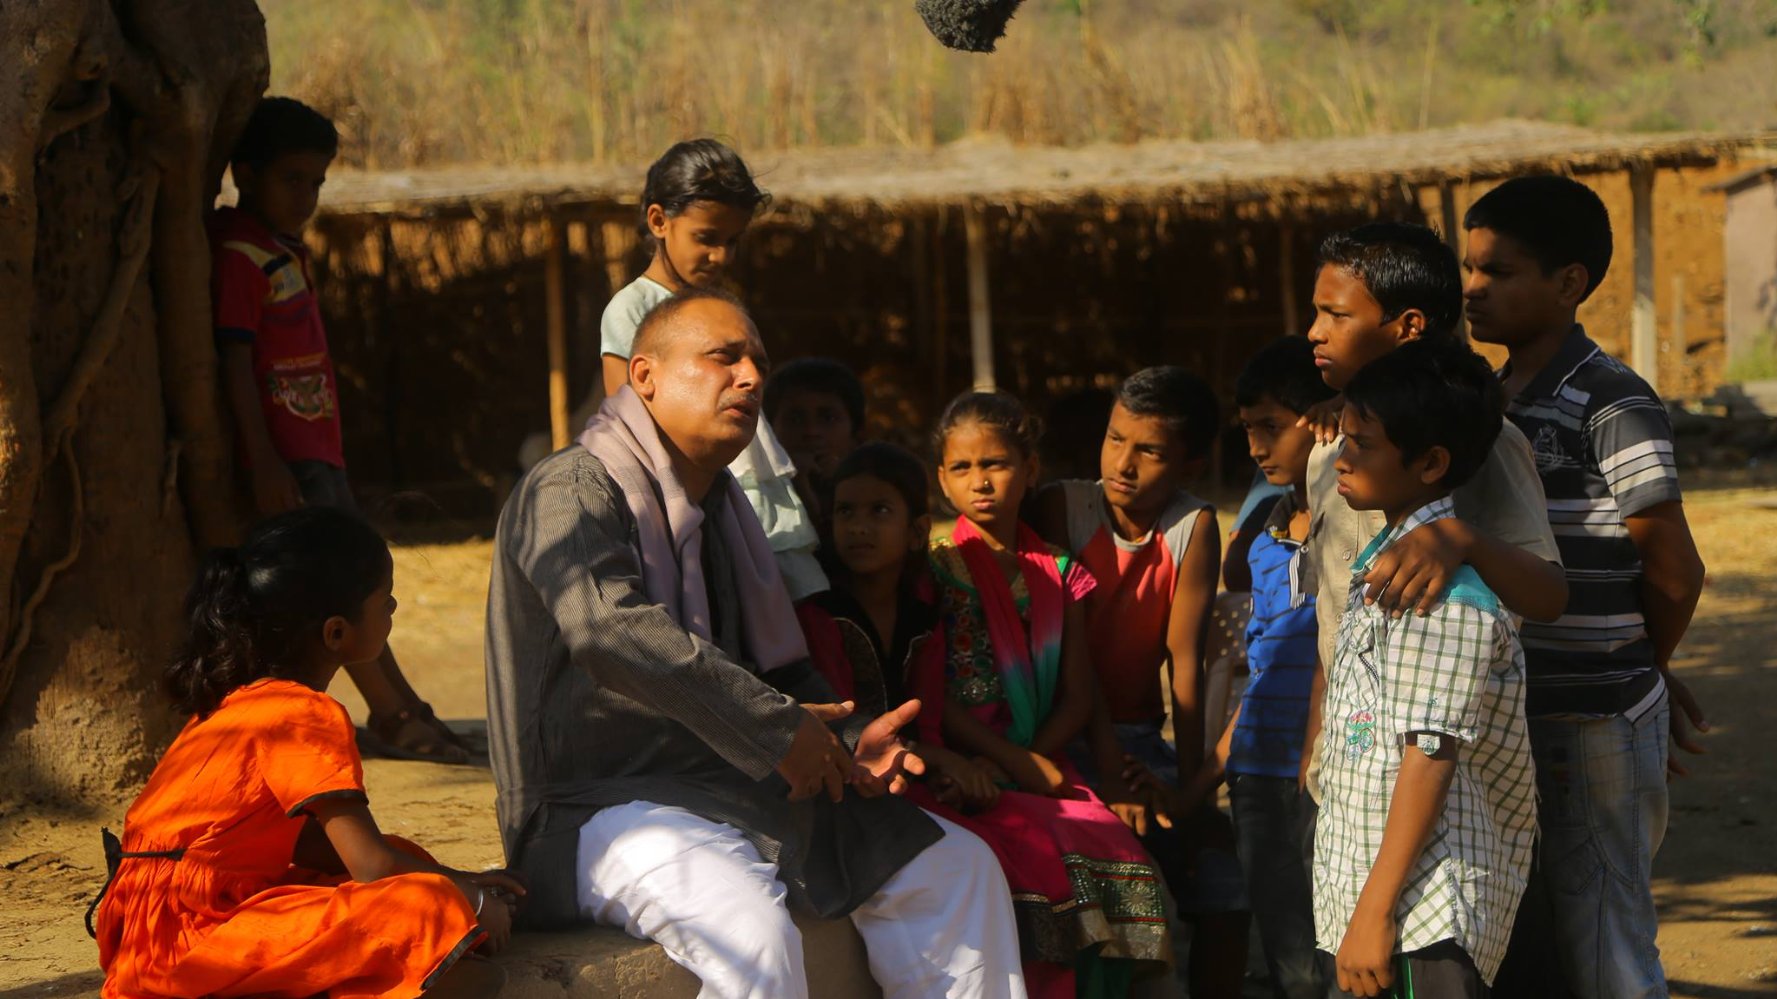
[
  {"xmin": 1230, "ymin": 773, "xmax": 1323, "ymax": 999},
  {"xmin": 1528, "ymin": 694, "xmax": 1671, "ymax": 999}
]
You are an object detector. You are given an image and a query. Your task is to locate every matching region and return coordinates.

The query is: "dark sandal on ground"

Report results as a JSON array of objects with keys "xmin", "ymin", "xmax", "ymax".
[{"xmin": 365, "ymin": 702, "xmax": 473, "ymax": 764}]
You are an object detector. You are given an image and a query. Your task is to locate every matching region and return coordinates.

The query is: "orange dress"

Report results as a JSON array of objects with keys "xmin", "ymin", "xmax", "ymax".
[{"xmin": 95, "ymin": 678, "xmax": 482, "ymax": 998}]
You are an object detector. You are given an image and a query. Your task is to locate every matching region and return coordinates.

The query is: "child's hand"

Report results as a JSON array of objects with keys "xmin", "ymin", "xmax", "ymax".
[
  {"xmin": 1664, "ymin": 671, "xmax": 1711, "ymax": 778},
  {"xmin": 251, "ymin": 461, "xmax": 303, "ymax": 517},
  {"xmin": 1364, "ymin": 518, "xmax": 1470, "ymax": 617},
  {"xmin": 1335, "ymin": 904, "xmax": 1398, "ymax": 997},
  {"xmin": 467, "ymin": 868, "xmax": 528, "ymax": 900},
  {"xmin": 972, "ymin": 756, "xmax": 1014, "ymax": 787},
  {"xmin": 938, "ymin": 757, "xmax": 1002, "ymax": 810},
  {"xmin": 1296, "ymin": 394, "xmax": 1345, "ymax": 445},
  {"xmin": 1009, "ymin": 751, "xmax": 1069, "ymax": 798},
  {"xmin": 471, "ymin": 884, "xmax": 515, "ymax": 954}
]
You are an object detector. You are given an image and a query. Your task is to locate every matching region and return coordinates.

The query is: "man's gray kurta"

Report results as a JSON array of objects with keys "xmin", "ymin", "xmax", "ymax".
[{"xmin": 486, "ymin": 446, "xmax": 942, "ymax": 927}]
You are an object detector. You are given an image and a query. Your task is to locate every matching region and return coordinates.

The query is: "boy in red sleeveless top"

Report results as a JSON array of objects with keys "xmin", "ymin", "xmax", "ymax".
[
  {"xmin": 1034, "ymin": 366, "xmax": 1248, "ymax": 997},
  {"xmin": 213, "ymin": 97, "xmax": 468, "ymax": 763}
]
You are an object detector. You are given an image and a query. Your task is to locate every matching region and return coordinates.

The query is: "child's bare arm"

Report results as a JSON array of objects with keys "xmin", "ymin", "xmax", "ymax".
[
  {"xmin": 1027, "ymin": 482, "xmax": 1071, "ymax": 549},
  {"xmin": 942, "ymin": 697, "xmax": 1066, "ymax": 796},
  {"xmin": 1300, "ymin": 657, "xmax": 1326, "ymax": 793},
  {"xmin": 1364, "ymin": 520, "xmax": 1567, "ymax": 622},
  {"xmin": 1165, "ymin": 509, "xmax": 1221, "ymax": 777},
  {"xmin": 1624, "ymin": 500, "xmax": 1710, "ymax": 773},
  {"xmin": 601, "ymin": 353, "xmax": 630, "ymax": 399},
  {"xmin": 1030, "ymin": 600, "xmax": 1093, "ymax": 758},
  {"xmin": 1337, "ymin": 739, "xmax": 1457, "ymax": 997},
  {"xmin": 222, "ymin": 343, "xmax": 302, "ymax": 514}
]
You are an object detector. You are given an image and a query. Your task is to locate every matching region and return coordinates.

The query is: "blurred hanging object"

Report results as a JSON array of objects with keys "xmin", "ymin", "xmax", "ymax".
[{"xmin": 916, "ymin": 0, "xmax": 1025, "ymax": 52}]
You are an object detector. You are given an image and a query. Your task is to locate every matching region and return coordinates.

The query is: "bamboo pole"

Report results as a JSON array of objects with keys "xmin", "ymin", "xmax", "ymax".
[
  {"xmin": 545, "ymin": 215, "xmax": 571, "ymax": 450},
  {"xmin": 1280, "ymin": 222, "xmax": 1300, "ymax": 336},
  {"xmin": 964, "ymin": 203, "xmax": 996, "ymax": 392},
  {"xmin": 1630, "ymin": 166, "xmax": 1658, "ymax": 392}
]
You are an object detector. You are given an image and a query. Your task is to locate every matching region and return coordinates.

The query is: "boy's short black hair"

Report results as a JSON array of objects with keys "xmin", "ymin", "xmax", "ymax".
[
  {"xmin": 1464, "ymin": 175, "xmax": 1613, "ymax": 301},
  {"xmin": 1116, "ymin": 366, "xmax": 1219, "ymax": 460},
  {"xmin": 1343, "ymin": 338, "xmax": 1504, "ymax": 490},
  {"xmin": 1234, "ymin": 337, "xmax": 1337, "ymax": 415},
  {"xmin": 1316, "ymin": 222, "xmax": 1463, "ymax": 339},
  {"xmin": 763, "ymin": 357, "xmax": 866, "ymax": 431},
  {"xmin": 231, "ymin": 97, "xmax": 339, "ymax": 169}
]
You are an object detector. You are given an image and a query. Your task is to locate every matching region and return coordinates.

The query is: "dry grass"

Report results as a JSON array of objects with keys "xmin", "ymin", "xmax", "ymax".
[{"xmin": 262, "ymin": 0, "xmax": 1777, "ymax": 170}]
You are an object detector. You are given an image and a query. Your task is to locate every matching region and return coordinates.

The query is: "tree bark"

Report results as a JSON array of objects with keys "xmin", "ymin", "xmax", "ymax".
[{"xmin": 0, "ymin": 0, "xmax": 267, "ymax": 802}]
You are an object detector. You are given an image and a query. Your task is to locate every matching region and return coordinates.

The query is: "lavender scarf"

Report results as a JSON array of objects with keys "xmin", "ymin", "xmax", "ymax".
[{"xmin": 578, "ymin": 386, "xmax": 809, "ymax": 672}]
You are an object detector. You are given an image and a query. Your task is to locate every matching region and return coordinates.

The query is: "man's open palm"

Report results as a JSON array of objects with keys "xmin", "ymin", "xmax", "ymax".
[{"xmin": 851, "ymin": 699, "xmax": 927, "ymax": 797}]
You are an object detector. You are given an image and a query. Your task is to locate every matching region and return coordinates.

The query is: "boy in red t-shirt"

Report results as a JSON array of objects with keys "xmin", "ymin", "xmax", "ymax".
[{"xmin": 214, "ymin": 97, "xmax": 469, "ymax": 764}]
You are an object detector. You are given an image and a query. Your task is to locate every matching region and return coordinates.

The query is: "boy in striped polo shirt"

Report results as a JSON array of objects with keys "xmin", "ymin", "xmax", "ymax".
[
  {"xmin": 1315, "ymin": 339, "xmax": 1536, "ymax": 999},
  {"xmin": 1465, "ymin": 175, "xmax": 1708, "ymax": 999}
]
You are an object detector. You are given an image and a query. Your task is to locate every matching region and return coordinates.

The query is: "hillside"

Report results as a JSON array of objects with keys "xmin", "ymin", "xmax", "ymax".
[{"xmin": 264, "ymin": 0, "xmax": 1777, "ymax": 169}]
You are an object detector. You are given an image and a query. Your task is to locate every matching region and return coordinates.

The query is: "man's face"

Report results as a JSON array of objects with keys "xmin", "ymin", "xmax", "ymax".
[
  {"xmin": 633, "ymin": 299, "xmax": 769, "ymax": 470},
  {"xmin": 1463, "ymin": 226, "xmax": 1581, "ymax": 349},
  {"xmin": 1099, "ymin": 402, "xmax": 1193, "ymax": 516},
  {"xmin": 771, "ymin": 387, "xmax": 858, "ymax": 481},
  {"xmin": 1238, "ymin": 395, "xmax": 1316, "ymax": 489},
  {"xmin": 235, "ymin": 150, "xmax": 332, "ymax": 235},
  {"xmin": 1305, "ymin": 264, "xmax": 1408, "ymax": 391},
  {"xmin": 649, "ymin": 200, "xmax": 754, "ymax": 287}
]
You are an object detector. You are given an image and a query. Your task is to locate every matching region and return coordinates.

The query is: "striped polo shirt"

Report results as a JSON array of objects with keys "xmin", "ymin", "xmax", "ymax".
[{"xmin": 1502, "ymin": 327, "xmax": 1682, "ymax": 719}]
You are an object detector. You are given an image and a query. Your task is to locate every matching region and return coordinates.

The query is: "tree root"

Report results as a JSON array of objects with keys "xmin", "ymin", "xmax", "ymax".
[
  {"xmin": 42, "ymin": 170, "xmax": 158, "ymax": 460},
  {"xmin": 0, "ymin": 446, "xmax": 84, "ymax": 707}
]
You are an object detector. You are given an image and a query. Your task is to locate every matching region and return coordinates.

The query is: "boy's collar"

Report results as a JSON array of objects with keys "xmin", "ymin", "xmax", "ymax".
[
  {"xmin": 1499, "ymin": 325, "xmax": 1599, "ymax": 401},
  {"xmin": 1351, "ymin": 495, "xmax": 1456, "ymax": 576}
]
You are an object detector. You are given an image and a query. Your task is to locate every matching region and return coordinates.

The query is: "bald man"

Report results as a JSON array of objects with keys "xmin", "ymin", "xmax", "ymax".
[{"xmin": 486, "ymin": 288, "xmax": 1026, "ymax": 999}]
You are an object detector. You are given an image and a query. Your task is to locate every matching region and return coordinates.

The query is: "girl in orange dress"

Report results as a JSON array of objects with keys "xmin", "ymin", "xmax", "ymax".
[{"xmin": 92, "ymin": 507, "xmax": 522, "ymax": 998}]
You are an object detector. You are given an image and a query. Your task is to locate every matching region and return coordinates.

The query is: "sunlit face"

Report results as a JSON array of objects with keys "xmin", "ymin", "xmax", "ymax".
[
  {"xmin": 1463, "ymin": 226, "xmax": 1584, "ymax": 348},
  {"xmin": 937, "ymin": 422, "xmax": 1035, "ymax": 538},
  {"xmin": 234, "ymin": 150, "xmax": 332, "ymax": 235},
  {"xmin": 1099, "ymin": 402, "xmax": 1192, "ymax": 516},
  {"xmin": 832, "ymin": 474, "xmax": 928, "ymax": 578},
  {"xmin": 333, "ymin": 574, "xmax": 396, "ymax": 666},
  {"xmin": 631, "ymin": 299, "xmax": 769, "ymax": 471},
  {"xmin": 771, "ymin": 387, "xmax": 858, "ymax": 482},
  {"xmin": 1332, "ymin": 403, "xmax": 1442, "ymax": 517},
  {"xmin": 1305, "ymin": 264, "xmax": 1410, "ymax": 391},
  {"xmin": 1238, "ymin": 395, "xmax": 1316, "ymax": 489},
  {"xmin": 649, "ymin": 200, "xmax": 754, "ymax": 287}
]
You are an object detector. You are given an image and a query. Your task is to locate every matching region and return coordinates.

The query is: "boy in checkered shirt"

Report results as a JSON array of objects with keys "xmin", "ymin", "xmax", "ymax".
[{"xmin": 1312, "ymin": 338, "xmax": 1536, "ymax": 998}]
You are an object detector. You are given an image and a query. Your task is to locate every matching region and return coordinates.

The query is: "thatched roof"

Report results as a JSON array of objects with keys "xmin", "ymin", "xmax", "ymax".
[{"xmin": 310, "ymin": 119, "xmax": 1767, "ymax": 220}]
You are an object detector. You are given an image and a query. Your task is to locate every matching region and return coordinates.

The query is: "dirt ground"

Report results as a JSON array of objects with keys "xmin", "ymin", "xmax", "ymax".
[{"xmin": 4, "ymin": 489, "xmax": 1775, "ymax": 997}]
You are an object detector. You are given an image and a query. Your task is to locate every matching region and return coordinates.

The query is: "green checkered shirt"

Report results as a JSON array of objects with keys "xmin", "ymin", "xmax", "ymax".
[{"xmin": 1311, "ymin": 497, "xmax": 1537, "ymax": 985}]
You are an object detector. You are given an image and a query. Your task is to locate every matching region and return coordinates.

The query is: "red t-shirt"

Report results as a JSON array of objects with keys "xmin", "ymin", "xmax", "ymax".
[{"xmin": 210, "ymin": 207, "xmax": 345, "ymax": 469}]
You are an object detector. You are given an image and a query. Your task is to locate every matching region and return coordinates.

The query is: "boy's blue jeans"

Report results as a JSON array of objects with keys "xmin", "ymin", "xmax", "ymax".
[
  {"xmin": 1229, "ymin": 773, "xmax": 1322, "ymax": 999},
  {"xmin": 1529, "ymin": 693, "xmax": 1671, "ymax": 999}
]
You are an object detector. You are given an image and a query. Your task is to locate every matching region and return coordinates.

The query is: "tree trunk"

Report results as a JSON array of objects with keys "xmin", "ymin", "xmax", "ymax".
[{"xmin": 0, "ymin": 0, "xmax": 267, "ymax": 803}]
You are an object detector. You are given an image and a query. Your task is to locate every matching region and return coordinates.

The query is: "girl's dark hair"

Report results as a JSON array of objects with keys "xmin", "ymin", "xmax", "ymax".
[
  {"xmin": 833, "ymin": 442, "xmax": 930, "ymax": 522},
  {"xmin": 639, "ymin": 139, "xmax": 771, "ymax": 242},
  {"xmin": 165, "ymin": 507, "xmax": 391, "ymax": 717},
  {"xmin": 932, "ymin": 391, "xmax": 1043, "ymax": 460}
]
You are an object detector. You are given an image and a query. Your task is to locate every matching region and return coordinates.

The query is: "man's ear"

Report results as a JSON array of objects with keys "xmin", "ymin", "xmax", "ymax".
[
  {"xmin": 645, "ymin": 203, "xmax": 669, "ymax": 238},
  {"xmin": 629, "ymin": 354, "xmax": 656, "ymax": 400},
  {"xmin": 320, "ymin": 614, "xmax": 349, "ymax": 656},
  {"xmin": 1415, "ymin": 444, "xmax": 1452, "ymax": 486},
  {"xmin": 1555, "ymin": 263, "xmax": 1590, "ymax": 308}
]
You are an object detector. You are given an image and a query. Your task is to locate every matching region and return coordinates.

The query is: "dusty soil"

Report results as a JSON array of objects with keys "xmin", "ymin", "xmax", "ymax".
[{"xmin": 4, "ymin": 490, "xmax": 1775, "ymax": 997}]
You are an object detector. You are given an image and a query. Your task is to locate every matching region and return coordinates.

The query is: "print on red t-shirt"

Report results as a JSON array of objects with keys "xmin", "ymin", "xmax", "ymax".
[{"xmin": 210, "ymin": 206, "xmax": 345, "ymax": 469}]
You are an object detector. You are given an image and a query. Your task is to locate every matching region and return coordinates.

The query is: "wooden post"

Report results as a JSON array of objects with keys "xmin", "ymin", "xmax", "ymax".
[
  {"xmin": 1670, "ymin": 273, "xmax": 1685, "ymax": 386},
  {"xmin": 1630, "ymin": 165, "xmax": 1658, "ymax": 393},
  {"xmin": 964, "ymin": 202, "xmax": 996, "ymax": 392},
  {"xmin": 1279, "ymin": 222, "xmax": 1300, "ymax": 336},
  {"xmin": 545, "ymin": 215, "xmax": 571, "ymax": 450},
  {"xmin": 600, "ymin": 217, "xmax": 636, "ymax": 296},
  {"xmin": 933, "ymin": 208, "xmax": 950, "ymax": 400}
]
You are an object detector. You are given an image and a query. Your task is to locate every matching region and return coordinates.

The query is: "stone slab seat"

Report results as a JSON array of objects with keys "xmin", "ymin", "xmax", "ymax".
[{"xmin": 492, "ymin": 914, "xmax": 884, "ymax": 998}]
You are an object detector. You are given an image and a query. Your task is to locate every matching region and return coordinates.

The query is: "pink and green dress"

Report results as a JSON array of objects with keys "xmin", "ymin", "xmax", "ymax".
[{"xmin": 921, "ymin": 518, "xmax": 1171, "ymax": 998}]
